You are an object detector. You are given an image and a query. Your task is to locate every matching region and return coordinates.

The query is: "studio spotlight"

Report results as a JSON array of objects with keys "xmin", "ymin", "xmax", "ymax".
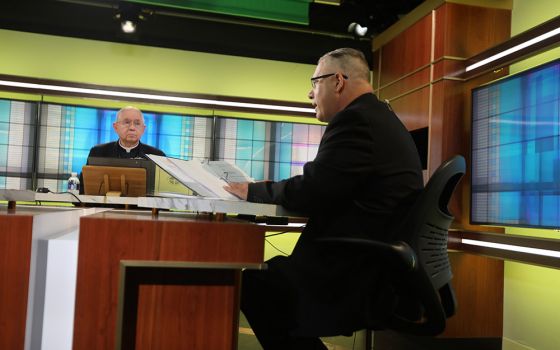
[
  {"xmin": 348, "ymin": 22, "xmax": 368, "ymax": 37},
  {"xmin": 121, "ymin": 20, "xmax": 136, "ymax": 34},
  {"xmin": 115, "ymin": 3, "xmax": 150, "ymax": 35}
]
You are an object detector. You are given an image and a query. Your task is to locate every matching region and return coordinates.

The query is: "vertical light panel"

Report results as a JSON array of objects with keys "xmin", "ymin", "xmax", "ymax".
[
  {"xmin": 0, "ymin": 98, "xmax": 320, "ymax": 191},
  {"xmin": 215, "ymin": 117, "xmax": 325, "ymax": 181},
  {"xmin": 35, "ymin": 103, "xmax": 212, "ymax": 191},
  {"xmin": 0, "ymin": 99, "xmax": 35, "ymax": 189}
]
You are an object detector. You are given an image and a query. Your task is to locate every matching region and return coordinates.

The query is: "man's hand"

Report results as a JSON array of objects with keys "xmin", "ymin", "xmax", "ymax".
[{"xmin": 223, "ymin": 182, "xmax": 249, "ymax": 200}]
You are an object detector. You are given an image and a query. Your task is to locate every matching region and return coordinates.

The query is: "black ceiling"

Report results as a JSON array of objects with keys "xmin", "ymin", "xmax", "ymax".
[{"xmin": 1, "ymin": 0, "xmax": 423, "ymax": 67}]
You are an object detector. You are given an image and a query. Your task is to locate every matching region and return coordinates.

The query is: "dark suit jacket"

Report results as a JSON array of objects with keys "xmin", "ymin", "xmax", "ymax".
[
  {"xmin": 87, "ymin": 141, "xmax": 165, "ymax": 159},
  {"xmin": 247, "ymin": 93, "xmax": 424, "ymax": 336}
]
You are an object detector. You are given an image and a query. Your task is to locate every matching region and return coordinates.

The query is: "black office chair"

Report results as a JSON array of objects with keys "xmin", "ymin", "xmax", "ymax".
[{"xmin": 320, "ymin": 155, "xmax": 466, "ymax": 336}]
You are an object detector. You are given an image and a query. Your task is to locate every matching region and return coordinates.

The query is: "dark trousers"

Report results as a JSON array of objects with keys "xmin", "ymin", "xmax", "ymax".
[{"xmin": 240, "ymin": 267, "xmax": 327, "ymax": 350}]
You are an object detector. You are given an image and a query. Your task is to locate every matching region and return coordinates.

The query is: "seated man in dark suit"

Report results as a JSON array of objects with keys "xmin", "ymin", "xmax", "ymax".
[
  {"xmin": 225, "ymin": 48, "xmax": 424, "ymax": 349},
  {"xmin": 88, "ymin": 106, "xmax": 165, "ymax": 159},
  {"xmin": 81, "ymin": 106, "xmax": 165, "ymax": 195}
]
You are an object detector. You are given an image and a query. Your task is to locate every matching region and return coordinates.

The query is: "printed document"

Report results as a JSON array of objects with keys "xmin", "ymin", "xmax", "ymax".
[{"xmin": 146, "ymin": 155, "xmax": 253, "ymax": 200}]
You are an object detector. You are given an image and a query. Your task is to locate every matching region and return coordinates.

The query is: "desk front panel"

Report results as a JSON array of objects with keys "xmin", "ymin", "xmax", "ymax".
[
  {"xmin": 0, "ymin": 213, "xmax": 33, "ymax": 350},
  {"xmin": 73, "ymin": 211, "xmax": 265, "ymax": 350},
  {"xmin": 0, "ymin": 205, "xmax": 99, "ymax": 350}
]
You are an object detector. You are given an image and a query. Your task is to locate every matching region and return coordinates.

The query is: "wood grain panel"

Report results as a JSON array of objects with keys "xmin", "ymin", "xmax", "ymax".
[
  {"xmin": 136, "ymin": 283, "xmax": 237, "ymax": 350},
  {"xmin": 439, "ymin": 80, "xmax": 465, "ymax": 166},
  {"xmin": 73, "ymin": 215, "xmax": 160, "ymax": 350},
  {"xmin": 431, "ymin": 80, "xmax": 466, "ymax": 221},
  {"xmin": 434, "ymin": 3, "xmax": 511, "ymax": 59},
  {"xmin": 378, "ymin": 66, "xmax": 430, "ymax": 100},
  {"xmin": 388, "ymin": 86, "xmax": 430, "ymax": 131},
  {"xmin": 429, "ymin": 81, "xmax": 443, "ymax": 172},
  {"xmin": 372, "ymin": 49, "xmax": 380, "ymax": 90},
  {"xmin": 73, "ymin": 212, "xmax": 265, "ymax": 350},
  {"xmin": 0, "ymin": 214, "xmax": 33, "ymax": 350},
  {"xmin": 432, "ymin": 59, "xmax": 465, "ymax": 81},
  {"xmin": 433, "ymin": 2, "xmax": 447, "ymax": 61},
  {"xmin": 157, "ymin": 219, "xmax": 264, "ymax": 263},
  {"xmin": 443, "ymin": 252, "xmax": 504, "ymax": 337},
  {"xmin": 380, "ymin": 14, "xmax": 432, "ymax": 86}
]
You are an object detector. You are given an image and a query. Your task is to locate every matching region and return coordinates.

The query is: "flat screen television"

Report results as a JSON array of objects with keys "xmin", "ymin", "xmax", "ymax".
[{"xmin": 471, "ymin": 58, "xmax": 560, "ymax": 229}]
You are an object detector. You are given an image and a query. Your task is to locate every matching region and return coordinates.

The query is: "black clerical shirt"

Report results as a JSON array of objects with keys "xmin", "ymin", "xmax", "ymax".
[{"xmin": 87, "ymin": 141, "xmax": 165, "ymax": 159}]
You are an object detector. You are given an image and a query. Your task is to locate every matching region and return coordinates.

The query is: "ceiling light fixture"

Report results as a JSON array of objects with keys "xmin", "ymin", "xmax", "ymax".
[
  {"xmin": 461, "ymin": 238, "xmax": 560, "ymax": 258},
  {"xmin": 120, "ymin": 20, "xmax": 136, "ymax": 34},
  {"xmin": 465, "ymin": 26, "xmax": 560, "ymax": 72},
  {"xmin": 0, "ymin": 79, "xmax": 315, "ymax": 115},
  {"xmin": 115, "ymin": 2, "xmax": 149, "ymax": 35},
  {"xmin": 348, "ymin": 22, "xmax": 368, "ymax": 37}
]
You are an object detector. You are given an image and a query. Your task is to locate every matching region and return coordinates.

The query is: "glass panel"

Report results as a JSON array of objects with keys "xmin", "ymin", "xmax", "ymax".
[
  {"xmin": 214, "ymin": 118, "xmax": 325, "ymax": 181},
  {"xmin": 37, "ymin": 103, "xmax": 212, "ymax": 191},
  {"xmin": 0, "ymin": 99, "xmax": 36, "ymax": 190}
]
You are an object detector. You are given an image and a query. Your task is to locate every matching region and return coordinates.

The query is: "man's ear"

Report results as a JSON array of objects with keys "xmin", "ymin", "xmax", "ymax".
[{"xmin": 335, "ymin": 74, "xmax": 345, "ymax": 92}]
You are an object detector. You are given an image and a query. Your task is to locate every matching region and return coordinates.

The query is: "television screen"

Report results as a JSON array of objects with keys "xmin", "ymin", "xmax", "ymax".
[{"xmin": 471, "ymin": 59, "xmax": 560, "ymax": 228}]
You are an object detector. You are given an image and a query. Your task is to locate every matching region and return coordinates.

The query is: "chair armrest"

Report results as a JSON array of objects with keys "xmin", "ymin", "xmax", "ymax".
[{"xmin": 317, "ymin": 237, "xmax": 416, "ymax": 272}]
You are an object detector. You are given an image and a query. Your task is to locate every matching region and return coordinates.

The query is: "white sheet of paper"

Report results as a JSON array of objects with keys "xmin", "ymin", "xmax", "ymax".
[
  {"xmin": 204, "ymin": 160, "xmax": 254, "ymax": 183},
  {"xmin": 146, "ymin": 154, "xmax": 239, "ymax": 200}
]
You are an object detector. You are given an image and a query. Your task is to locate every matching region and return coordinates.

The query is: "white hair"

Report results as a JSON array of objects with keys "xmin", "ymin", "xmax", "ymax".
[{"xmin": 116, "ymin": 106, "xmax": 144, "ymax": 122}]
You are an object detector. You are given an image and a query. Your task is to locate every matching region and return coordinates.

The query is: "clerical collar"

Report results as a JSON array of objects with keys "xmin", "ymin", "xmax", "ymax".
[{"xmin": 118, "ymin": 140, "xmax": 140, "ymax": 153}]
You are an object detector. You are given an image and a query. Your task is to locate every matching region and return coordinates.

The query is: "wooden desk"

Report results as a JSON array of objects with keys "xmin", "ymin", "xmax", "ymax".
[
  {"xmin": 0, "ymin": 205, "xmax": 105, "ymax": 350},
  {"xmin": 72, "ymin": 211, "xmax": 266, "ymax": 350},
  {"xmin": 0, "ymin": 189, "xmax": 295, "ymax": 217}
]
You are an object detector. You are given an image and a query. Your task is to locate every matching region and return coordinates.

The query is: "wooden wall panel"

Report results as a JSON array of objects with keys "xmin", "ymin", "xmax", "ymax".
[
  {"xmin": 379, "ymin": 67, "xmax": 430, "ymax": 100},
  {"xmin": 433, "ymin": 80, "xmax": 465, "ymax": 166},
  {"xmin": 444, "ymin": 253, "xmax": 504, "ymax": 337},
  {"xmin": 430, "ymin": 81, "xmax": 444, "ymax": 174},
  {"xmin": 389, "ymin": 87, "xmax": 430, "ymax": 131},
  {"xmin": 372, "ymin": 49, "xmax": 381, "ymax": 90},
  {"xmin": 380, "ymin": 14, "xmax": 432, "ymax": 86},
  {"xmin": 432, "ymin": 59, "xmax": 465, "ymax": 81},
  {"xmin": 434, "ymin": 3, "xmax": 511, "ymax": 59},
  {"xmin": 432, "ymin": 80, "xmax": 466, "ymax": 221},
  {"xmin": 0, "ymin": 214, "xmax": 33, "ymax": 350},
  {"xmin": 433, "ymin": 2, "xmax": 448, "ymax": 61}
]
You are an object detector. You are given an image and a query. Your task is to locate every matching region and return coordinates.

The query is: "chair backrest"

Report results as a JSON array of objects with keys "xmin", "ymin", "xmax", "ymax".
[
  {"xmin": 301, "ymin": 155, "xmax": 466, "ymax": 337},
  {"xmin": 384, "ymin": 154, "xmax": 466, "ymax": 335}
]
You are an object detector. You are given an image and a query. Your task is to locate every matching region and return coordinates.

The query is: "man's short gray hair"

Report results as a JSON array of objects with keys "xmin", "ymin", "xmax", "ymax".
[
  {"xmin": 116, "ymin": 106, "xmax": 144, "ymax": 121},
  {"xmin": 319, "ymin": 48, "xmax": 370, "ymax": 82}
]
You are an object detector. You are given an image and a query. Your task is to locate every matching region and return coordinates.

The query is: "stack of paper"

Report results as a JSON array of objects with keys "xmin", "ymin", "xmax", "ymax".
[{"xmin": 147, "ymin": 155, "xmax": 253, "ymax": 200}]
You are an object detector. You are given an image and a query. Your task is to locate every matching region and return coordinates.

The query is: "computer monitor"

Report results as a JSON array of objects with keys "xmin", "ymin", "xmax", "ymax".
[
  {"xmin": 410, "ymin": 127, "xmax": 428, "ymax": 170},
  {"xmin": 86, "ymin": 157, "xmax": 156, "ymax": 195}
]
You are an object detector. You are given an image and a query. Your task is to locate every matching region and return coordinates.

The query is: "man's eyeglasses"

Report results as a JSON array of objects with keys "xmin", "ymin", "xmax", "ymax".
[
  {"xmin": 118, "ymin": 120, "xmax": 144, "ymax": 128},
  {"xmin": 310, "ymin": 73, "xmax": 348, "ymax": 89}
]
